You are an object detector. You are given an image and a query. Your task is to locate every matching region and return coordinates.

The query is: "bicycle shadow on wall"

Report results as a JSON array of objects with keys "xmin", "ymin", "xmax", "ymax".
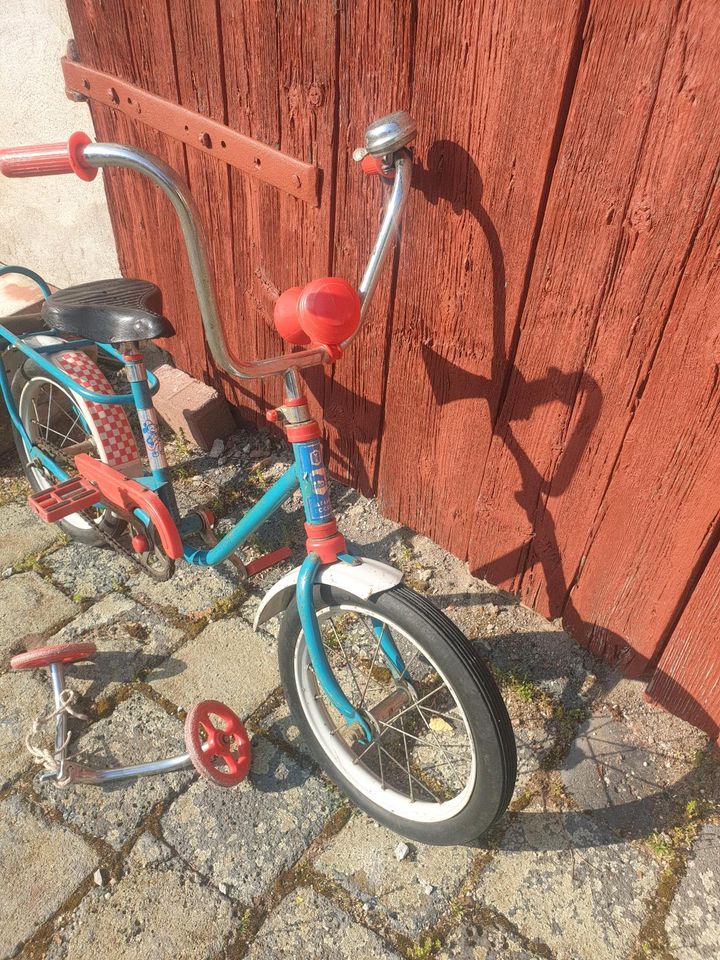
[{"xmin": 412, "ymin": 139, "xmax": 720, "ymax": 848}]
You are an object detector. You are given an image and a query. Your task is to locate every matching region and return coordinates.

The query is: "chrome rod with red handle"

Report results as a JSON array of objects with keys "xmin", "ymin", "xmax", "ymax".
[{"xmin": 0, "ymin": 112, "xmax": 416, "ymax": 381}]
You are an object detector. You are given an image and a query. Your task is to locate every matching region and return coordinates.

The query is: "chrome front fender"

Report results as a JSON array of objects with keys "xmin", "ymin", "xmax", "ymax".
[{"xmin": 253, "ymin": 556, "xmax": 403, "ymax": 630}]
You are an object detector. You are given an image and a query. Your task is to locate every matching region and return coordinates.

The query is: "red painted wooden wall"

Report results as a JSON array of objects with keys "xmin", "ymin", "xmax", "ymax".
[{"xmin": 64, "ymin": 0, "xmax": 720, "ymax": 741}]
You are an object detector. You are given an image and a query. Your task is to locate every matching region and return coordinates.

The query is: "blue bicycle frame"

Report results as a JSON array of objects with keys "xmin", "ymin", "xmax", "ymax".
[{"xmin": 0, "ymin": 265, "xmax": 404, "ymax": 742}]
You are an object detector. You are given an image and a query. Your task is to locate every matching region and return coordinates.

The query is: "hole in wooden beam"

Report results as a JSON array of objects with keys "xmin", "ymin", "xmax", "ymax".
[{"xmin": 254, "ymin": 157, "xmax": 261, "ymax": 167}]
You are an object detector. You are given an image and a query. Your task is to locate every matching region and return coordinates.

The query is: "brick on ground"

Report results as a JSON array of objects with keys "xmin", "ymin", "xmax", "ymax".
[
  {"xmin": 50, "ymin": 593, "xmax": 185, "ymax": 701},
  {"xmin": 473, "ymin": 805, "xmax": 661, "ymax": 960},
  {"xmin": 36, "ymin": 693, "xmax": 192, "ymax": 849},
  {"xmin": 665, "ymin": 824, "xmax": 720, "ymax": 960},
  {"xmin": 161, "ymin": 736, "xmax": 339, "ymax": 901},
  {"xmin": 0, "ymin": 669, "xmax": 47, "ymax": 787},
  {"xmin": 151, "ymin": 363, "xmax": 235, "ymax": 452},
  {"xmin": 0, "ymin": 502, "xmax": 60, "ymax": 570}
]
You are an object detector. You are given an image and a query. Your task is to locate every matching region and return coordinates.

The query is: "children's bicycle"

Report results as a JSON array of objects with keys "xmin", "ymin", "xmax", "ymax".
[{"xmin": 0, "ymin": 112, "xmax": 516, "ymax": 844}]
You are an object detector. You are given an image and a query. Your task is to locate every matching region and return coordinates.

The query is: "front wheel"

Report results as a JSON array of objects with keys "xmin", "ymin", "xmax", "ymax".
[{"xmin": 278, "ymin": 583, "xmax": 516, "ymax": 845}]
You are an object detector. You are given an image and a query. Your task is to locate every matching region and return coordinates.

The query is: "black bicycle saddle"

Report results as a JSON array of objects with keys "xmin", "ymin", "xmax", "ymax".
[{"xmin": 41, "ymin": 278, "xmax": 173, "ymax": 343}]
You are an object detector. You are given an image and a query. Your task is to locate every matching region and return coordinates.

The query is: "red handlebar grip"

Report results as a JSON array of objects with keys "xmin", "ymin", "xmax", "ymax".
[{"xmin": 0, "ymin": 132, "xmax": 97, "ymax": 181}]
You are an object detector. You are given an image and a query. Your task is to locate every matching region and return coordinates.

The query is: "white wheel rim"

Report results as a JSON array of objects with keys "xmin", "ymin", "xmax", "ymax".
[
  {"xmin": 294, "ymin": 603, "xmax": 478, "ymax": 824},
  {"xmin": 18, "ymin": 375, "xmax": 108, "ymax": 534}
]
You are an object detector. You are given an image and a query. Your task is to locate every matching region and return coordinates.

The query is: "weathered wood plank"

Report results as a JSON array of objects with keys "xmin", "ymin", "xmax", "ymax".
[
  {"xmin": 65, "ymin": 0, "xmax": 195, "ymax": 373},
  {"xmin": 568, "ymin": 173, "xmax": 720, "ymax": 672},
  {"xmin": 219, "ymin": 0, "xmax": 337, "ymax": 425},
  {"xmin": 163, "ymin": 1, "xmax": 239, "ymax": 406},
  {"xmin": 462, "ymin": 0, "xmax": 720, "ymax": 671},
  {"xmin": 319, "ymin": 0, "xmax": 414, "ymax": 492},
  {"xmin": 464, "ymin": 0, "xmax": 682, "ymax": 614},
  {"xmin": 517, "ymin": 0, "xmax": 720, "ymax": 647},
  {"xmin": 376, "ymin": 0, "xmax": 584, "ymax": 543},
  {"xmin": 646, "ymin": 537, "xmax": 720, "ymax": 743}
]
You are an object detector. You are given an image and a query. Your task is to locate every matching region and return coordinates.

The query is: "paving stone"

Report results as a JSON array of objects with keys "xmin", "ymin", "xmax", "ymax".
[
  {"xmin": 127, "ymin": 559, "xmax": 240, "ymax": 618},
  {"xmin": 245, "ymin": 886, "xmax": 403, "ymax": 960},
  {"xmin": 253, "ymin": 700, "xmax": 313, "ymax": 761},
  {"xmin": 514, "ymin": 720, "xmax": 555, "ymax": 789},
  {"xmin": 0, "ymin": 669, "xmax": 48, "ymax": 787},
  {"xmin": 0, "ymin": 793, "xmax": 97, "ymax": 959},
  {"xmin": 161, "ymin": 736, "xmax": 339, "ymax": 900},
  {"xmin": 44, "ymin": 833, "xmax": 235, "ymax": 960},
  {"xmin": 482, "ymin": 622, "xmax": 594, "ymax": 706},
  {"xmin": 315, "ymin": 812, "xmax": 474, "ymax": 936},
  {"xmin": 44, "ymin": 541, "xmax": 135, "ymax": 599},
  {"xmin": 474, "ymin": 809, "xmax": 661, "ymax": 960},
  {"xmin": 51, "ymin": 594, "xmax": 184, "ymax": 700},
  {"xmin": 149, "ymin": 616, "xmax": 278, "ymax": 714},
  {"xmin": 665, "ymin": 824, "xmax": 720, "ymax": 960},
  {"xmin": 36, "ymin": 693, "xmax": 192, "ymax": 849},
  {"xmin": 0, "ymin": 572, "xmax": 78, "ymax": 657},
  {"xmin": 561, "ymin": 692, "xmax": 708, "ymax": 836},
  {"xmin": 0, "ymin": 501, "xmax": 60, "ymax": 570},
  {"xmin": 438, "ymin": 921, "xmax": 543, "ymax": 959}
]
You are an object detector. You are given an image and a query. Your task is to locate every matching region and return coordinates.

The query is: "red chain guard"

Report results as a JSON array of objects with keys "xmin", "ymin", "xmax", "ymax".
[{"xmin": 74, "ymin": 453, "xmax": 183, "ymax": 559}]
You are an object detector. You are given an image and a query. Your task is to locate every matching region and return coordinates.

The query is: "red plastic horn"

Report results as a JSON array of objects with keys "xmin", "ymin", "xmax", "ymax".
[{"xmin": 273, "ymin": 277, "xmax": 361, "ymax": 348}]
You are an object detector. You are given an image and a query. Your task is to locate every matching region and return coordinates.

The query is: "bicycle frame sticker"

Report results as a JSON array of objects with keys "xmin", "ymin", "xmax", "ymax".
[{"xmin": 294, "ymin": 439, "xmax": 333, "ymax": 523}]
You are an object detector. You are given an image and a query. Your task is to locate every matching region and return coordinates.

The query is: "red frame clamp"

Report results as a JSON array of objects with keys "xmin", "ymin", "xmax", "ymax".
[{"xmin": 305, "ymin": 519, "xmax": 347, "ymax": 564}]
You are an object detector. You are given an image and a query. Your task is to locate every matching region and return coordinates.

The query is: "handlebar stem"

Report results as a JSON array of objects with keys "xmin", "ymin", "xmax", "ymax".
[{"xmin": 82, "ymin": 140, "xmax": 412, "ymax": 380}]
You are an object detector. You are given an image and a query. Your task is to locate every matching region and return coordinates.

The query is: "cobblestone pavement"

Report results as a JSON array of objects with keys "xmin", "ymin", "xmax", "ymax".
[{"xmin": 0, "ymin": 426, "xmax": 718, "ymax": 960}]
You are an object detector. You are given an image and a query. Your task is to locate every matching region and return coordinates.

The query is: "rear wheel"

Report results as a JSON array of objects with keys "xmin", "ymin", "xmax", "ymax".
[
  {"xmin": 278, "ymin": 583, "xmax": 516, "ymax": 845},
  {"xmin": 11, "ymin": 363, "xmax": 125, "ymax": 544}
]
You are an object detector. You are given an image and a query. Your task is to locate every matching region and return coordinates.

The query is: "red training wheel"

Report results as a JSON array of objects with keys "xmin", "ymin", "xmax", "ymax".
[
  {"xmin": 184, "ymin": 699, "xmax": 251, "ymax": 788},
  {"xmin": 10, "ymin": 641, "xmax": 97, "ymax": 671}
]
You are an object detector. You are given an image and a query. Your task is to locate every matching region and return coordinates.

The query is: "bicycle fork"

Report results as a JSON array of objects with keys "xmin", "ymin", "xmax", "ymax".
[{"xmin": 280, "ymin": 370, "xmax": 406, "ymax": 744}]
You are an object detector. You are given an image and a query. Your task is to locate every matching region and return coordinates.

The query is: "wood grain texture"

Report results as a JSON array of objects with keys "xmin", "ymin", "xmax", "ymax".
[
  {"xmin": 219, "ymin": 0, "xmax": 336, "ymax": 425},
  {"xmin": 65, "ymin": 0, "xmax": 195, "ymax": 375},
  {"xmin": 646, "ymin": 539, "xmax": 720, "ymax": 742},
  {"xmin": 567, "ymin": 159, "xmax": 720, "ymax": 672},
  {"xmin": 377, "ymin": 0, "xmax": 583, "ymax": 546},
  {"xmin": 318, "ymin": 0, "xmax": 414, "ymax": 493},
  {"xmin": 464, "ymin": 0, "xmax": 720, "ymax": 672}
]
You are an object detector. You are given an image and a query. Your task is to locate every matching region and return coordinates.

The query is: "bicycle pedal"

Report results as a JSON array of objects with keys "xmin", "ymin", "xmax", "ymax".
[
  {"xmin": 245, "ymin": 546, "xmax": 292, "ymax": 577},
  {"xmin": 28, "ymin": 476, "xmax": 100, "ymax": 522}
]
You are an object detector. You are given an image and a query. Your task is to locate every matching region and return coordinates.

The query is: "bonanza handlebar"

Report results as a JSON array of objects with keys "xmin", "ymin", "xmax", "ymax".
[{"xmin": 0, "ymin": 112, "xmax": 415, "ymax": 380}]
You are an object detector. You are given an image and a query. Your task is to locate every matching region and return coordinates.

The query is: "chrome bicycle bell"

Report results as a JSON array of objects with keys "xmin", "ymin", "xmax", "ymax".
[{"xmin": 357, "ymin": 111, "xmax": 417, "ymax": 160}]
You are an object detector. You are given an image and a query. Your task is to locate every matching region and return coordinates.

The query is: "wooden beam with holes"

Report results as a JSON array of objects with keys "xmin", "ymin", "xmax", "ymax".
[{"xmin": 60, "ymin": 56, "xmax": 320, "ymax": 206}]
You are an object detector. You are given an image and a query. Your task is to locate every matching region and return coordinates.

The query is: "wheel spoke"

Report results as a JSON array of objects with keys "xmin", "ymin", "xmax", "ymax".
[
  {"xmin": 328, "ymin": 618, "xmax": 365, "ymax": 704},
  {"xmin": 374, "ymin": 740, "xmax": 442, "ymax": 802},
  {"xmin": 45, "ymin": 383, "xmax": 53, "ymax": 440},
  {"xmin": 400, "ymin": 713, "xmax": 414, "ymax": 802},
  {"xmin": 357, "ymin": 620, "xmax": 385, "ymax": 713}
]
